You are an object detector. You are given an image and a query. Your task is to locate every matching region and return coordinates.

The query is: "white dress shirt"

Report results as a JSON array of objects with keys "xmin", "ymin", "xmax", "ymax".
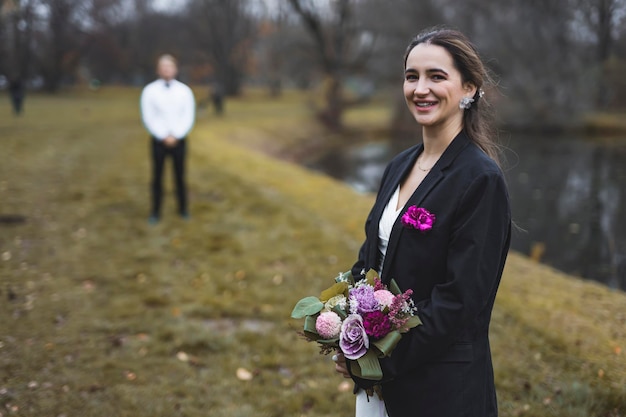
[
  {"xmin": 377, "ymin": 185, "xmax": 402, "ymax": 275},
  {"xmin": 354, "ymin": 185, "xmax": 400, "ymax": 417},
  {"xmin": 140, "ymin": 78, "xmax": 195, "ymax": 140}
]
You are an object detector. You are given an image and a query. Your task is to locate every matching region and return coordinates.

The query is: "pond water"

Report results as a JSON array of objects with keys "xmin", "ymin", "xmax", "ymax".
[{"xmin": 305, "ymin": 134, "xmax": 626, "ymax": 291}]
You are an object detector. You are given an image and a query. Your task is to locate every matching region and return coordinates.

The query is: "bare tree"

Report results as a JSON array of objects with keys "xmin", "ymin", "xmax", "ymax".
[
  {"xmin": 571, "ymin": 0, "xmax": 626, "ymax": 107},
  {"xmin": 285, "ymin": 0, "xmax": 372, "ymax": 130},
  {"xmin": 80, "ymin": 0, "xmax": 129, "ymax": 83},
  {"xmin": 33, "ymin": 0, "xmax": 90, "ymax": 91},
  {"xmin": 357, "ymin": 0, "xmax": 445, "ymax": 141},
  {"xmin": 186, "ymin": 0, "xmax": 256, "ymax": 96},
  {"xmin": 0, "ymin": 0, "xmax": 38, "ymax": 82},
  {"xmin": 254, "ymin": 2, "xmax": 294, "ymax": 96},
  {"xmin": 367, "ymin": 0, "xmax": 593, "ymax": 130},
  {"xmin": 573, "ymin": 0, "xmax": 626, "ymax": 61}
]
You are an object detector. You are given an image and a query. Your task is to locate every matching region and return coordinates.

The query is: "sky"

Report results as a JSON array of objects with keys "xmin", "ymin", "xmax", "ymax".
[{"xmin": 152, "ymin": 0, "xmax": 188, "ymax": 13}]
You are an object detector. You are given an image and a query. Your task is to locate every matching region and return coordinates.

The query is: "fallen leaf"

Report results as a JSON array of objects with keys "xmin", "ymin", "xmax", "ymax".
[
  {"xmin": 236, "ymin": 367, "xmax": 253, "ymax": 381},
  {"xmin": 260, "ymin": 304, "xmax": 274, "ymax": 313}
]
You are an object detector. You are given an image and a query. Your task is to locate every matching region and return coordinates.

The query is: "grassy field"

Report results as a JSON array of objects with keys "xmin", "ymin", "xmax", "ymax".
[{"xmin": 1, "ymin": 87, "xmax": 625, "ymax": 417}]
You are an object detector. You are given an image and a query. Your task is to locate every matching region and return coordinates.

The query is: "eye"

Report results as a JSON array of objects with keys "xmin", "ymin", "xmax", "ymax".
[
  {"xmin": 431, "ymin": 73, "xmax": 446, "ymax": 81},
  {"xmin": 405, "ymin": 73, "xmax": 418, "ymax": 81}
]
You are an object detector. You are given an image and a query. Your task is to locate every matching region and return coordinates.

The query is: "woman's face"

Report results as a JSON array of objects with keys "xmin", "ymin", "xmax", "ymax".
[{"xmin": 403, "ymin": 43, "xmax": 475, "ymax": 132}]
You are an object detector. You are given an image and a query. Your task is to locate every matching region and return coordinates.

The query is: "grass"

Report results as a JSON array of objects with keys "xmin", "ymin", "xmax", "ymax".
[{"xmin": 0, "ymin": 86, "xmax": 625, "ymax": 417}]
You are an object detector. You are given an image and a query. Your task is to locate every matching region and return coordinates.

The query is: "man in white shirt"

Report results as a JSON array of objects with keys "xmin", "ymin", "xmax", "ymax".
[{"xmin": 140, "ymin": 54, "xmax": 195, "ymax": 224}]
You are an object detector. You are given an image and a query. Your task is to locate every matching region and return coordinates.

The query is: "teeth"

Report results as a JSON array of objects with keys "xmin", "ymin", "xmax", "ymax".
[{"xmin": 416, "ymin": 103, "xmax": 432, "ymax": 107}]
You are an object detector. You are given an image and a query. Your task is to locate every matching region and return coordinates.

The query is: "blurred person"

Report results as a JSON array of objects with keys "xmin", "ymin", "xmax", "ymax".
[
  {"xmin": 211, "ymin": 80, "xmax": 224, "ymax": 116},
  {"xmin": 140, "ymin": 54, "xmax": 195, "ymax": 224},
  {"xmin": 8, "ymin": 77, "xmax": 25, "ymax": 116},
  {"xmin": 332, "ymin": 26, "xmax": 511, "ymax": 417}
]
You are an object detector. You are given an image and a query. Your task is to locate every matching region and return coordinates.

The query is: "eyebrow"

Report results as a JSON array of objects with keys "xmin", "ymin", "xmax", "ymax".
[{"xmin": 405, "ymin": 68, "xmax": 449, "ymax": 76}]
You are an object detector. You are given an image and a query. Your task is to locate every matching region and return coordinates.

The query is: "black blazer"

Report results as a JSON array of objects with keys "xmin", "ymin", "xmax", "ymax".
[{"xmin": 349, "ymin": 131, "xmax": 511, "ymax": 417}]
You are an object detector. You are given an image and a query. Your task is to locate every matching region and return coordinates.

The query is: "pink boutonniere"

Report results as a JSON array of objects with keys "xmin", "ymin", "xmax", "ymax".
[{"xmin": 401, "ymin": 206, "xmax": 436, "ymax": 232}]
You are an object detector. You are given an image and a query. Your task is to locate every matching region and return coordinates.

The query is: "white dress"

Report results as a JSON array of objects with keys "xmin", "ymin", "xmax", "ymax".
[{"xmin": 355, "ymin": 185, "xmax": 402, "ymax": 417}]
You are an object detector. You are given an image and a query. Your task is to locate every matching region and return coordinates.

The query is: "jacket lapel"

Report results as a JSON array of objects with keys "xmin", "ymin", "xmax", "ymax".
[
  {"xmin": 366, "ymin": 145, "xmax": 422, "ymax": 272},
  {"xmin": 380, "ymin": 132, "xmax": 471, "ymax": 283}
]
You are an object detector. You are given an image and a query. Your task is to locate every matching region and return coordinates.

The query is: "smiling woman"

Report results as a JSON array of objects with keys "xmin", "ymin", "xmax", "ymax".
[
  {"xmin": 403, "ymin": 43, "xmax": 475, "ymax": 137},
  {"xmin": 330, "ymin": 26, "xmax": 511, "ymax": 417}
]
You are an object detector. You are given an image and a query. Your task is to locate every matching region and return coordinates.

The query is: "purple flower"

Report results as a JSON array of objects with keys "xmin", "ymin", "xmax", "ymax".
[
  {"xmin": 401, "ymin": 206, "xmax": 436, "ymax": 232},
  {"xmin": 349, "ymin": 285, "xmax": 379, "ymax": 314},
  {"xmin": 389, "ymin": 289, "xmax": 415, "ymax": 328},
  {"xmin": 362, "ymin": 311, "xmax": 392, "ymax": 339},
  {"xmin": 339, "ymin": 314, "xmax": 369, "ymax": 359}
]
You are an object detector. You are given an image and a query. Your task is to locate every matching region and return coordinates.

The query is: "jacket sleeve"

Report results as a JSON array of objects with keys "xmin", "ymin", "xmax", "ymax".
[{"xmin": 351, "ymin": 169, "xmax": 511, "ymax": 387}]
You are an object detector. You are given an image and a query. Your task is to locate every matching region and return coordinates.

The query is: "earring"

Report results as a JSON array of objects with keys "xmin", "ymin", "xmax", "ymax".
[{"xmin": 459, "ymin": 96, "xmax": 474, "ymax": 110}]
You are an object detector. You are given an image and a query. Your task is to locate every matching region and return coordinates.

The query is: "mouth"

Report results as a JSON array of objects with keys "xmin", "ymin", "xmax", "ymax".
[{"xmin": 414, "ymin": 100, "xmax": 437, "ymax": 110}]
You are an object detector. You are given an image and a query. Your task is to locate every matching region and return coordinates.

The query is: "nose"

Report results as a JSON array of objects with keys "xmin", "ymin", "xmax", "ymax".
[{"xmin": 413, "ymin": 79, "xmax": 429, "ymax": 96}]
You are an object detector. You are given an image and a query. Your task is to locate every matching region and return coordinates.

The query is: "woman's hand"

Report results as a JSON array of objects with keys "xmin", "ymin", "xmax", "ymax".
[{"xmin": 333, "ymin": 352, "xmax": 351, "ymax": 378}]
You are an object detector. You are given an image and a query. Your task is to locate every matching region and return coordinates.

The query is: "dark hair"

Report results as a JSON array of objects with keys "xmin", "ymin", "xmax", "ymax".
[{"xmin": 404, "ymin": 27, "xmax": 500, "ymax": 166}]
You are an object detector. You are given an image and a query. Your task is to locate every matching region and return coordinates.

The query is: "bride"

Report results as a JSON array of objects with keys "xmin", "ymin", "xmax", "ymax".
[{"xmin": 333, "ymin": 26, "xmax": 511, "ymax": 417}]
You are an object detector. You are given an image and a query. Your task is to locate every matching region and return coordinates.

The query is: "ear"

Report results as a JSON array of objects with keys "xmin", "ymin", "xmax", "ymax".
[{"xmin": 463, "ymin": 82, "xmax": 477, "ymax": 97}]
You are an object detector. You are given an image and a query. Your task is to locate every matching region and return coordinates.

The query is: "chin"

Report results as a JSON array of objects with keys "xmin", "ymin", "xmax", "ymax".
[{"xmin": 414, "ymin": 116, "xmax": 436, "ymax": 126}]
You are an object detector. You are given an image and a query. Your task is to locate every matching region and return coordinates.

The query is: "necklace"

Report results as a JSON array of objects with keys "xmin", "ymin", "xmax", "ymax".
[{"xmin": 416, "ymin": 157, "xmax": 435, "ymax": 172}]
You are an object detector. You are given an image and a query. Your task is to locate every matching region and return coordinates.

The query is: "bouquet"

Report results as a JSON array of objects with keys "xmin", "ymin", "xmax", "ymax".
[{"xmin": 291, "ymin": 269, "xmax": 421, "ymax": 380}]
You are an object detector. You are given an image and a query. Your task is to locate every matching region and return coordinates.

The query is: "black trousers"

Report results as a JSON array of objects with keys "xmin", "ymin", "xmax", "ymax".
[
  {"xmin": 10, "ymin": 94, "xmax": 23, "ymax": 115},
  {"xmin": 150, "ymin": 137, "xmax": 187, "ymax": 217}
]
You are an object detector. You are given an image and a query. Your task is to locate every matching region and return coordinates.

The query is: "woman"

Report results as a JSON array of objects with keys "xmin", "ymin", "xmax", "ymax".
[{"xmin": 334, "ymin": 27, "xmax": 511, "ymax": 417}]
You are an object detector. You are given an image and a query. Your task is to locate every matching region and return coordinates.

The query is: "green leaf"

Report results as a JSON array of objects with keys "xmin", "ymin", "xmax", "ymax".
[
  {"xmin": 351, "ymin": 350, "xmax": 383, "ymax": 380},
  {"xmin": 303, "ymin": 315, "xmax": 322, "ymax": 340},
  {"xmin": 388, "ymin": 279, "xmax": 402, "ymax": 295},
  {"xmin": 320, "ymin": 282, "xmax": 349, "ymax": 302},
  {"xmin": 335, "ymin": 270, "xmax": 353, "ymax": 284},
  {"xmin": 372, "ymin": 330, "xmax": 402, "ymax": 357},
  {"xmin": 405, "ymin": 315, "xmax": 422, "ymax": 328},
  {"xmin": 331, "ymin": 304, "xmax": 348, "ymax": 319},
  {"xmin": 365, "ymin": 268, "xmax": 379, "ymax": 286},
  {"xmin": 291, "ymin": 296, "xmax": 324, "ymax": 319}
]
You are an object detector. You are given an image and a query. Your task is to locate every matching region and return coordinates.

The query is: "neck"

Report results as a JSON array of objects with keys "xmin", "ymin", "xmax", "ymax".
[{"xmin": 421, "ymin": 124, "xmax": 462, "ymax": 156}]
